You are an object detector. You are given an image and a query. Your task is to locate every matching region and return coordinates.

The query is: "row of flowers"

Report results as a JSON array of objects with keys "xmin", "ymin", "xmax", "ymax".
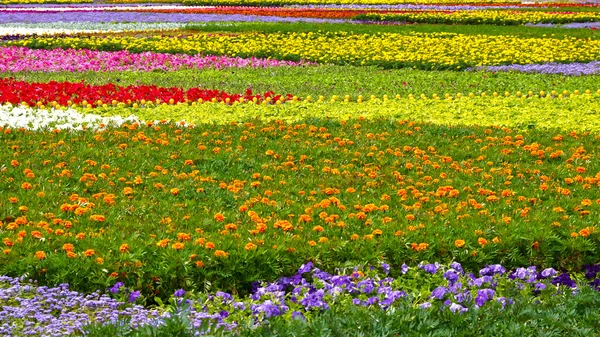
[
  {"xmin": 44, "ymin": 6, "xmax": 597, "ymax": 24},
  {"xmin": 11, "ymin": 31, "xmax": 600, "ymax": 69},
  {"xmin": 0, "ymin": 46, "xmax": 313, "ymax": 73},
  {"xmin": 0, "ymin": 78, "xmax": 292, "ymax": 107},
  {"xmin": 3, "ymin": 86, "xmax": 600, "ymax": 132},
  {"xmin": 0, "ymin": 9, "xmax": 343, "ymax": 24},
  {"xmin": 2, "ymin": 261, "xmax": 600, "ymax": 335},
  {"xmin": 354, "ymin": 9, "xmax": 600, "ymax": 25}
]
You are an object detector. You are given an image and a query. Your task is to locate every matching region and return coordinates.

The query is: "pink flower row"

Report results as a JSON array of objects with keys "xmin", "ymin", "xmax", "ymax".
[{"xmin": 0, "ymin": 46, "xmax": 313, "ymax": 73}]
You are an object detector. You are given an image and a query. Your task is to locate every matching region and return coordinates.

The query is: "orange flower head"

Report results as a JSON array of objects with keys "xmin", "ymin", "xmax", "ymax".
[
  {"xmin": 214, "ymin": 213, "xmax": 225, "ymax": 222},
  {"xmin": 214, "ymin": 250, "xmax": 229, "ymax": 258},
  {"xmin": 34, "ymin": 251, "xmax": 46, "ymax": 260},
  {"xmin": 171, "ymin": 242, "xmax": 185, "ymax": 250},
  {"xmin": 119, "ymin": 244, "xmax": 130, "ymax": 253},
  {"xmin": 245, "ymin": 242, "xmax": 257, "ymax": 251},
  {"xmin": 455, "ymin": 239, "xmax": 465, "ymax": 248},
  {"xmin": 84, "ymin": 249, "xmax": 95, "ymax": 257}
]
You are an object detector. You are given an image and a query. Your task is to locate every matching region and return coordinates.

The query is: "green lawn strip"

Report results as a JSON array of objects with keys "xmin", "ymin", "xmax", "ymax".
[
  {"xmin": 3, "ymin": 67, "xmax": 600, "ymax": 99},
  {"xmin": 183, "ymin": 21, "xmax": 600, "ymax": 40}
]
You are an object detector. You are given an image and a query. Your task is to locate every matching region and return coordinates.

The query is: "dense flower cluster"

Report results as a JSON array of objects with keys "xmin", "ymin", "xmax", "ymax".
[
  {"xmin": 355, "ymin": 9, "xmax": 600, "ymax": 25},
  {"xmin": 473, "ymin": 61, "xmax": 600, "ymax": 75},
  {"xmin": 1, "ymin": 113, "xmax": 600, "ymax": 297},
  {"xmin": 13, "ymin": 31, "xmax": 600, "ymax": 69},
  {"xmin": 0, "ymin": 46, "xmax": 313, "ymax": 72},
  {"xmin": 0, "ymin": 78, "xmax": 291, "ymax": 107},
  {"xmin": 3, "ymin": 261, "xmax": 600, "ymax": 335}
]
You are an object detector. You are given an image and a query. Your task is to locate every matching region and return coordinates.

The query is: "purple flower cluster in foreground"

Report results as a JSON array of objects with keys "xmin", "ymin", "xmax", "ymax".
[
  {"xmin": 2, "ymin": 262, "xmax": 600, "ymax": 336},
  {"xmin": 0, "ymin": 276, "xmax": 165, "ymax": 336},
  {"xmin": 0, "ymin": 46, "xmax": 313, "ymax": 73},
  {"xmin": 0, "ymin": 11, "xmax": 344, "ymax": 24},
  {"xmin": 474, "ymin": 61, "xmax": 600, "ymax": 76}
]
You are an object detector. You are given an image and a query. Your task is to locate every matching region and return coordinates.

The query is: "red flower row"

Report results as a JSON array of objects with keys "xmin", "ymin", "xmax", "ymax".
[{"xmin": 0, "ymin": 78, "xmax": 292, "ymax": 107}]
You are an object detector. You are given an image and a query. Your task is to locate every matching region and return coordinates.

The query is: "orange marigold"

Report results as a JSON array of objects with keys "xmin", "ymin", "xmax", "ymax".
[
  {"xmin": 214, "ymin": 250, "xmax": 229, "ymax": 258},
  {"xmin": 34, "ymin": 251, "xmax": 46, "ymax": 260},
  {"xmin": 84, "ymin": 249, "xmax": 95, "ymax": 257},
  {"xmin": 119, "ymin": 244, "xmax": 130, "ymax": 253},
  {"xmin": 455, "ymin": 239, "xmax": 465, "ymax": 248}
]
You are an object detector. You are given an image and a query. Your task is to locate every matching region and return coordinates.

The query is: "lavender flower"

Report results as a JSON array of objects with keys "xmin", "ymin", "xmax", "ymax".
[
  {"xmin": 174, "ymin": 289, "xmax": 186, "ymax": 298},
  {"xmin": 128, "ymin": 290, "xmax": 141, "ymax": 303},
  {"xmin": 449, "ymin": 303, "xmax": 468, "ymax": 314}
]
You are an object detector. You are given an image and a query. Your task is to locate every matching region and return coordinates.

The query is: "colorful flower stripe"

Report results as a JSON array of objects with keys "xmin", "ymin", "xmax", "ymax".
[
  {"xmin": 181, "ymin": 0, "xmax": 523, "ymax": 5},
  {"xmin": 117, "ymin": 6, "xmax": 414, "ymax": 20},
  {"xmin": 473, "ymin": 61, "xmax": 600, "ymax": 75},
  {"xmin": 53, "ymin": 91, "xmax": 600, "ymax": 133},
  {"xmin": 0, "ymin": 10, "xmax": 343, "ymax": 24},
  {"xmin": 355, "ymin": 10, "xmax": 600, "ymax": 25},
  {"xmin": 0, "ymin": 105, "xmax": 141, "ymax": 130},
  {"xmin": 295, "ymin": 3, "xmax": 600, "ymax": 10},
  {"xmin": 0, "ymin": 78, "xmax": 292, "ymax": 107},
  {"xmin": 2, "ymin": 261, "xmax": 600, "ymax": 335},
  {"xmin": 12, "ymin": 32, "xmax": 600, "ymax": 69},
  {"xmin": 0, "ymin": 46, "xmax": 313, "ymax": 73},
  {"xmin": 0, "ymin": 22, "xmax": 186, "ymax": 36}
]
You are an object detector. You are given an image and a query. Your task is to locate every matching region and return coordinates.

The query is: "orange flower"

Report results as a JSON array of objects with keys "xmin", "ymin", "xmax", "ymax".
[
  {"xmin": 372, "ymin": 229, "xmax": 383, "ymax": 236},
  {"xmin": 205, "ymin": 242, "xmax": 215, "ymax": 249},
  {"xmin": 89, "ymin": 214, "xmax": 105, "ymax": 222},
  {"xmin": 122, "ymin": 187, "xmax": 133, "ymax": 195},
  {"xmin": 245, "ymin": 242, "xmax": 257, "ymax": 251},
  {"xmin": 171, "ymin": 242, "xmax": 185, "ymax": 250},
  {"xmin": 170, "ymin": 188, "xmax": 180, "ymax": 195},
  {"xmin": 66, "ymin": 251, "xmax": 77, "ymax": 258},
  {"xmin": 156, "ymin": 238, "xmax": 170, "ymax": 248},
  {"xmin": 62, "ymin": 243, "xmax": 74, "ymax": 252},
  {"xmin": 34, "ymin": 251, "xmax": 46, "ymax": 260},
  {"xmin": 214, "ymin": 213, "xmax": 225, "ymax": 222},
  {"xmin": 214, "ymin": 250, "xmax": 229, "ymax": 258},
  {"xmin": 84, "ymin": 249, "xmax": 95, "ymax": 257},
  {"xmin": 8, "ymin": 197, "xmax": 18, "ymax": 204},
  {"xmin": 21, "ymin": 182, "xmax": 32, "ymax": 190},
  {"xmin": 195, "ymin": 260, "xmax": 204, "ymax": 268},
  {"xmin": 478, "ymin": 238, "xmax": 488, "ymax": 247},
  {"xmin": 177, "ymin": 233, "xmax": 192, "ymax": 242},
  {"xmin": 96, "ymin": 257, "xmax": 104, "ymax": 264},
  {"xmin": 312, "ymin": 225, "xmax": 324, "ymax": 232},
  {"xmin": 455, "ymin": 239, "xmax": 465, "ymax": 248},
  {"xmin": 308, "ymin": 240, "xmax": 317, "ymax": 246},
  {"xmin": 119, "ymin": 244, "xmax": 130, "ymax": 253}
]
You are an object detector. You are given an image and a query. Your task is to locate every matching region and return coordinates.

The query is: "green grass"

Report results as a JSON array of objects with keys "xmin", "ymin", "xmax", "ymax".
[
  {"xmin": 4, "ymin": 66, "xmax": 600, "ymax": 98},
  {"xmin": 184, "ymin": 21, "xmax": 600, "ymax": 40}
]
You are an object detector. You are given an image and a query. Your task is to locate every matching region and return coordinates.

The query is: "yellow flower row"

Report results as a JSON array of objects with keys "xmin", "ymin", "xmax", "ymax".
[
  {"xmin": 358, "ymin": 9, "xmax": 600, "ymax": 25},
  {"xmin": 14, "ymin": 31, "xmax": 600, "ymax": 69},
  {"xmin": 52, "ymin": 91, "xmax": 600, "ymax": 133}
]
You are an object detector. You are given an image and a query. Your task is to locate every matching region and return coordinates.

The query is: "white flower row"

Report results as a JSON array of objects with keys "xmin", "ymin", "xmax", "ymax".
[
  {"xmin": 0, "ymin": 22, "xmax": 185, "ymax": 36},
  {"xmin": 0, "ymin": 105, "xmax": 141, "ymax": 131}
]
